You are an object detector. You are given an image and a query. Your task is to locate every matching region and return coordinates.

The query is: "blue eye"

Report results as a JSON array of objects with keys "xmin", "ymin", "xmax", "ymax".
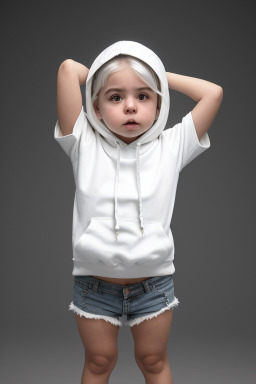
[{"xmin": 111, "ymin": 95, "xmax": 121, "ymax": 101}]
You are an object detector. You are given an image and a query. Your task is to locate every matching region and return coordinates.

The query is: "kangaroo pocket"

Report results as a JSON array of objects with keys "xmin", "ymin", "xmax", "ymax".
[{"xmin": 74, "ymin": 217, "xmax": 174, "ymax": 267}]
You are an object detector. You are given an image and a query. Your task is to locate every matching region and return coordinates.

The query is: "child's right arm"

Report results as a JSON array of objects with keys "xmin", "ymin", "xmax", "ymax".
[{"xmin": 56, "ymin": 59, "xmax": 89, "ymax": 136}]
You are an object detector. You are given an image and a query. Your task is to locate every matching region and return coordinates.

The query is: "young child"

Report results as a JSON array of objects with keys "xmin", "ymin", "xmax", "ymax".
[{"xmin": 54, "ymin": 40, "xmax": 223, "ymax": 384}]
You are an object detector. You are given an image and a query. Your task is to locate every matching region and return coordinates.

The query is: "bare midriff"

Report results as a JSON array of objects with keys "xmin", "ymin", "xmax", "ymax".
[{"xmin": 92, "ymin": 276, "xmax": 153, "ymax": 286}]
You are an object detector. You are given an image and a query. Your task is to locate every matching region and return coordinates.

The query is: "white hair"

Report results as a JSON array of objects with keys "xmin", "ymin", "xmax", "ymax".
[{"xmin": 91, "ymin": 54, "xmax": 162, "ymax": 110}]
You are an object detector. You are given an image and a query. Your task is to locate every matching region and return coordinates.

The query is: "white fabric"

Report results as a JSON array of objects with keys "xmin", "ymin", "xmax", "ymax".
[{"xmin": 54, "ymin": 40, "xmax": 210, "ymax": 278}]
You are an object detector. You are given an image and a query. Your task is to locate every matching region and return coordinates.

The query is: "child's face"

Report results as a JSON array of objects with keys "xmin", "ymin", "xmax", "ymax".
[{"xmin": 93, "ymin": 64, "xmax": 160, "ymax": 144}]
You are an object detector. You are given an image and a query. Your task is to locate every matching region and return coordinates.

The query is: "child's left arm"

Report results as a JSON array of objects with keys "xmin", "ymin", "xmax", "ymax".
[{"xmin": 166, "ymin": 72, "xmax": 223, "ymax": 141}]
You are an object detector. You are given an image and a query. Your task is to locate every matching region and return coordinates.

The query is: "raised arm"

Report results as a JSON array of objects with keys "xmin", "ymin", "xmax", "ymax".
[
  {"xmin": 166, "ymin": 72, "xmax": 223, "ymax": 141},
  {"xmin": 57, "ymin": 59, "xmax": 89, "ymax": 136}
]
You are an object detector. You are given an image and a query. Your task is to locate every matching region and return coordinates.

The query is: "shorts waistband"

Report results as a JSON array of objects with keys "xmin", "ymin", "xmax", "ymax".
[{"xmin": 74, "ymin": 275, "xmax": 173, "ymax": 296}]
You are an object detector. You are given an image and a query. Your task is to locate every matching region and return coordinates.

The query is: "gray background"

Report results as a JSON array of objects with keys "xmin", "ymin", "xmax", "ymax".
[{"xmin": 1, "ymin": 0, "xmax": 255, "ymax": 383}]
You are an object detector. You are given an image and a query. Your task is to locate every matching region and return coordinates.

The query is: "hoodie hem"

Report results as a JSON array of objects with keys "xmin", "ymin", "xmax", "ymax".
[{"xmin": 72, "ymin": 261, "xmax": 175, "ymax": 278}]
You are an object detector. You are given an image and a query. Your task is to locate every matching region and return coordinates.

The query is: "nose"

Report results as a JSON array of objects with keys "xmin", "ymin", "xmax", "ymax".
[{"xmin": 124, "ymin": 97, "xmax": 137, "ymax": 113}]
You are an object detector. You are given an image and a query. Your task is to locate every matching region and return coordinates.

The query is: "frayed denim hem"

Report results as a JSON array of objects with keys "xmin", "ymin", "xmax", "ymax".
[
  {"xmin": 125, "ymin": 296, "xmax": 179, "ymax": 328},
  {"xmin": 69, "ymin": 301, "xmax": 123, "ymax": 327}
]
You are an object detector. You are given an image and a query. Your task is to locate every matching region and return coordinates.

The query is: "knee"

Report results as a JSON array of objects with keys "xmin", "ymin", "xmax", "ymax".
[
  {"xmin": 135, "ymin": 353, "xmax": 166, "ymax": 374},
  {"xmin": 86, "ymin": 353, "xmax": 118, "ymax": 375}
]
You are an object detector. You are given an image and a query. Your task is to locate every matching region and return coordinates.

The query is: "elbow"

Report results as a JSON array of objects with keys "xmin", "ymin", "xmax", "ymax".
[
  {"xmin": 59, "ymin": 59, "xmax": 74, "ymax": 73},
  {"xmin": 214, "ymin": 85, "xmax": 224, "ymax": 100}
]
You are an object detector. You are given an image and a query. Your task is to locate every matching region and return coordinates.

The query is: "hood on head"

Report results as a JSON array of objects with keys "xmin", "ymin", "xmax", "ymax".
[
  {"xmin": 84, "ymin": 41, "xmax": 170, "ymax": 239},
  {"xmin": 85, "ymin": 40, "xmax": 170, "ymax": 148}
]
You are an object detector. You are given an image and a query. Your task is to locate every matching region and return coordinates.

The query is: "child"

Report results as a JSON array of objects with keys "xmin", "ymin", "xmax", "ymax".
[{"xmin": 54, "ymin": 40, "xmax": 223, "ymax": 384}]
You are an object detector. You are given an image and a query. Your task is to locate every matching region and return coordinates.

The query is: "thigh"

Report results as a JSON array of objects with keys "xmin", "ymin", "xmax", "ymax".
[
  {"xmin": 71, "ymin": 276, "xmax": 121, "ymax": 360},
  {"xmin": 76, "ymin": 314, "xmax": 120, "ymax": 360},
  {"xmin": 130, "ymin": 308, "xmax": 173, "ymax": 360}
]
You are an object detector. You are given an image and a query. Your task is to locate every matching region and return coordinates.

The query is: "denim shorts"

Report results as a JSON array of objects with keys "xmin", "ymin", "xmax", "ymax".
[{"xmin": 69, "ymin": 275, "xmax": 179, "ymax": 327}]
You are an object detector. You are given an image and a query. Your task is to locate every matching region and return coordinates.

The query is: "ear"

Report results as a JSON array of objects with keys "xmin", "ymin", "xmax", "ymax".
[{"xmin": 93, "ymin": 100, "xmax": 102, "ymax": 120}]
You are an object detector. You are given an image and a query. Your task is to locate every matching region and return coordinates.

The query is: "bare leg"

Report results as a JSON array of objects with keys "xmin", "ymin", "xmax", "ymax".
[
  {"xmin": 130, "ymin": 309, "xmax": 174, "ymax": 384},
  {"xmin": 75, "ymin": 314, "xmax": 120, "ymax": 384}
]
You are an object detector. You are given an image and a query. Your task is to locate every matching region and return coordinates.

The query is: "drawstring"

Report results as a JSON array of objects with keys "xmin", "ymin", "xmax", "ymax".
[
  {"xmin": 114, "ymin": 141, "xmax": 144, "ymax": 240},
  {"xmin": 114, "ymin": 141, "xmax": 121, "ymax": 240},
  {"xmin": 136, "ymin": 143, "xmax": 144, "ymax": 236}
]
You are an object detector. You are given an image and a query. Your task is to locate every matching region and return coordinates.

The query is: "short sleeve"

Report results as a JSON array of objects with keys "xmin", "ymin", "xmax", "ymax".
[
  {"xmin": 163, "ymin": 111, "xmax": 210, "ymax": 172},
  {"xmin": 54, "ymin": 105, "xmax": 92, "ymax": 163}
]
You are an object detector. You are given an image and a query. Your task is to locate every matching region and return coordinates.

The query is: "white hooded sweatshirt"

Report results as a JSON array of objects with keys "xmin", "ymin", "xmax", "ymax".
[{"xmin": 54, "ymin": 40, "xmax": 210, "ymax": 278}]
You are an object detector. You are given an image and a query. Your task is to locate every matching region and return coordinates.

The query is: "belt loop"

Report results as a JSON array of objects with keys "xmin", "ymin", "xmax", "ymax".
[
  {"xmin": 92, "ymin": 279, "xmax": 99, "ymax": 292},
  {"xmin": 142, "ymin": 281, "xmax": 151, "ymax": 293}
]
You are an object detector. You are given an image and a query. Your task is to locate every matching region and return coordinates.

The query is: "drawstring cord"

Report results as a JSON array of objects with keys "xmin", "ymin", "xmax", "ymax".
[
  {"xmin": 136, "ymin": 143, "xmax": 144, "ymax": 236},
  {"xmin": 114, "ymin": 141, "xmax": 144, "ymax": 240},
  {"xmin": 114, "ymin": 141, "xmax": 121, "ymax": 240}
]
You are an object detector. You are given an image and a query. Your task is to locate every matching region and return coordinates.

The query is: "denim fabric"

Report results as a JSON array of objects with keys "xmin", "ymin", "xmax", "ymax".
[{"xmin": 69, "ymin": 274, "xmax": 179, "ymax": 327}]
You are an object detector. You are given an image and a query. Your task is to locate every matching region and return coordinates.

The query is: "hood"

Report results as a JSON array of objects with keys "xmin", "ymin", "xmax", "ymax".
[
  {"xmin": 85, "ymin": 40, "xmax": 170, "ymax": 239},
  {"xmin": 85, "ymin": 40, "xmax": 170, "ymax": 148}
]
